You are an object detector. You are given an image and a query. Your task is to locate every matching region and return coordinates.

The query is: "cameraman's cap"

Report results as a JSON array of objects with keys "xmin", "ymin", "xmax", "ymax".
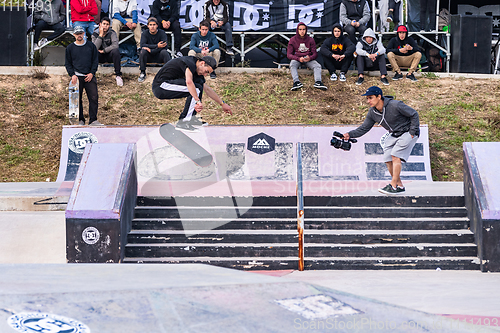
[
  {"xmin": 147, "ymin": 17, "xmax": 158, "ymax": 24},
  {"xmin": 73, "ymin": 25, "xmax": 85, "ymax": 34},
  {"xmin": 362, "ymin": 86, "xmax": 383, "ymax": 97},
  {"xmin": 201, "ymin": 56, "xmax": 217, "ymax": 70}
]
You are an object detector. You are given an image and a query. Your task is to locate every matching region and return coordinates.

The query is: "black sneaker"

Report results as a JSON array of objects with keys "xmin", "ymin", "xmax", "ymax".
[
  {"xmin": 291, "ymin": 81, "xmax": 303, "ymax": 91},
  {"xmin": 175, "ymin": 121, "xmax": 198, "ymax": 132},
  {"xmin": 210, "ymin": 72, "xmax": 217, "ymax": 79},
  {"xmin": 380, "ymin": 77, "xmax": 390, "ymax": 86},
  {"xmin": 392, "ymin": 72, "xmax": 403, "ymax": 81},
  {"xmin": 339, "ymin": 72, "xmax": 347, "ymax": 82},
  {"xmin": 138, "ymin": 72, "xmax": 146, "ymax": 83},
  {"xmin": 387, "ymin": 13, "xmax": 393, "ymax": 22},
  {"xmin": 355, "ymin": 76, "xmax": 364, "ymax": 85},
  {"xmin": 189, "ymin": 117, "xmax": 208, "ymax": 127},
  {"xmin": 406, "ymin": 73, "xmax": 418, "ymax": 82},
  {"xmin": 378, "ymin": 184, "xmax": 399, "ymax": 195},
  {"xmin": 314, "ymin": 81, "xmax": 328, "ymax": 91},
  {"xmin": 396, "ymin": 186, "xmax": 406, "ymax": 193}
]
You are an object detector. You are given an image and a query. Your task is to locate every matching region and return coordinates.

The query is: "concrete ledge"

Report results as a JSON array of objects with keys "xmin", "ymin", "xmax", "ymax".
[
  {"xmin": 2, "ymin": 66, "xmax": 500, "ymax": 79},
  {"xmin": 0, "ymin": 182, "xmax": 69, "ymax": 211},
  {"xmin": 463, "ymin": 142, "xmax": 500, "ymax": 272}
]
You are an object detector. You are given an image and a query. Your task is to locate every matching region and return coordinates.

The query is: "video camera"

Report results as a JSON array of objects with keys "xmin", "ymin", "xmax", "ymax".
[{"xmin": 330, "ymin": 131, "xmax": 357, "ymax": 151}]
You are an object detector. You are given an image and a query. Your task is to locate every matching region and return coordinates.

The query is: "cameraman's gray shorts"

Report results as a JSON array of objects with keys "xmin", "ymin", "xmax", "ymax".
[{"xmin": 383, "ymin": 132, "xmax": 418, "ymax": 163}]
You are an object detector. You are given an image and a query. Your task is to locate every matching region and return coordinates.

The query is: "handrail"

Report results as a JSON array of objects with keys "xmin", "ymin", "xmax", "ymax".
[{"xmin": 296, "ymin": 142, "xmax": 304, "ymax": 271}]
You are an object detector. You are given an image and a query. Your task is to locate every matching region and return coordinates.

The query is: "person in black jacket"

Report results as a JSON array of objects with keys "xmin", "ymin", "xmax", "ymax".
[
  {"xmin": 152, "ymin": 56, "xmax": 232, "ymax": 131},
  {"xmin": 65, "ymin": 26, "xmax": 101, "ymax": 126},
  {"xmin": 138, "ymin": 17, "xmax": 171, "ymax": 83},
  {"xmin": 204, "ymin": 0, "xmax": 234, "ymax": 55},
  {"xmin": 92, "ymin": 17, "xmax": 123, "ymax": 86},
  {"xmin": 386, "ymin": 25, "xmax": 422, "ymax": 82},
  {"xmin": 320, "ymin": 23, "xmax": 355, "ymax": 82},
  {"xmin": 342, "ymin": 86, "xmax": 420, "ymax": 195},
  {"xmin": 150, "ymin": 0, "xmax": 182, "ymax": 57},
  {"xmin": 339, "ymin": 0, "xmax": 371, "ymax": 44}
]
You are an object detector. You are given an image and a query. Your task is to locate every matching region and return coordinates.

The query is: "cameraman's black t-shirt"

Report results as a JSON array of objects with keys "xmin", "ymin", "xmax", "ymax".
[{"xmin": 153, "ymin": 56, "xmax": 205, "ymax": 86}]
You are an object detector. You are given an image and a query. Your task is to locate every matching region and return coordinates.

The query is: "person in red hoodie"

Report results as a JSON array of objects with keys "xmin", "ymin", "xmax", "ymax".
[
  {"xmin": 71, "ymin": 0, "xmax": 98, "ymax": 36},
  {"xmin": 287, "ymin": 22, "xmax": 327, "ymax": 91}
]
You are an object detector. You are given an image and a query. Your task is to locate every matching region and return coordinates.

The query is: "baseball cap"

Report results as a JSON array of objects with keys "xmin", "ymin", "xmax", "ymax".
[
  {"xmin": 73, "ymin": 25, "xmax": 85, "ymax": 34},
  {"xmin": 396, "ymin": 25, "xmax": 408, "ymax": 33},
  {"xmin": 362, "ymin": 86, "xmax": 383, "ymax": 97},
  {"xmin": 201, "ymin": 56, "xmax": 217, "ymax": 70}
]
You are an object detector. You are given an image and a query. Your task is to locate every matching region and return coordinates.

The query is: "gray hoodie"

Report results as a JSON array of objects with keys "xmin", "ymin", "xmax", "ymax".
[
  {"xmin": 34, "ymin": 0, "xmax": 66, "ymax": 26},
  {"xmin": 348, "ymin": 96, "xmax": 420, "ymax": 139},
  {"xmin": 355, "ymin": 28, "xmax": 386, "ymax": 56}
]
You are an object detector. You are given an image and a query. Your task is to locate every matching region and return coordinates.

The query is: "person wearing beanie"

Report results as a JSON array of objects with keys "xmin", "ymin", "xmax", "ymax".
[
  {"xmin": 386, "ymin": 25, "xmax": 422, "ymax": 82},
  {"xmin": 342, "ymin": 86, "xmax": 420, "ymax": 195},
  {"xmin": 152, "ymin": 56, "xmax": 232, "ymax": 132},
  {"xmin": 287, "ymin": 22, "xmax": 327, "ymax": 91},
  {"xmin": 320, "ymin": 23, "xmax": 355, "ymax": 82}
]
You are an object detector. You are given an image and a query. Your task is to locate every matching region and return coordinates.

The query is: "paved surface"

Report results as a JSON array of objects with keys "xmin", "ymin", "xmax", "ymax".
[{"xmin": 1, "ymin": 264, "xmax": 499, "ymax": 333}]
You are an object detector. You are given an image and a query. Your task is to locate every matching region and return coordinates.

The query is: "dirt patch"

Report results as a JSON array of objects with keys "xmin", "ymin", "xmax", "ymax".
[{"xmin": 0, "ymin": 71, "xmax": 499, "ymax": 182}]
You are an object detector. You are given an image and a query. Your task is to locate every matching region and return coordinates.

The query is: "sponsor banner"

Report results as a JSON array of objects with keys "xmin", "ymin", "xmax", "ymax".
[{"xmin": 136, "ymin": 0, "xmax": 341, "ymax": 31}]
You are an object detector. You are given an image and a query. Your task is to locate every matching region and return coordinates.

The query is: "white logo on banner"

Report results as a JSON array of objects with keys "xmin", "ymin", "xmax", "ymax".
[
  {"xmin": 233, "ymin": 2, "xmax": 269, "ymax": 31},
  {"xmin": 287, "ymin": 3, "xmax": 324, "ymax": 30},
  {"xmin": 180, "ymin": 0, "xmax": 205, "ymax": 29}
]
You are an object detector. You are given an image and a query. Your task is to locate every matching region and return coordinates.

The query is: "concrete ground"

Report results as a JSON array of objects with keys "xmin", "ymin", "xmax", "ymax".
[{"xmin": 1, "ymin": 181, "xmax": 500, "ymax": 333}]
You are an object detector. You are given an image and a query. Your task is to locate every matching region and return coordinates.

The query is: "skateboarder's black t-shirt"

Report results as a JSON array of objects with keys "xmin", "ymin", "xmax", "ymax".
[{"xmin": 153, "ymin": 56, "xmax": 206, "ymax": 86}]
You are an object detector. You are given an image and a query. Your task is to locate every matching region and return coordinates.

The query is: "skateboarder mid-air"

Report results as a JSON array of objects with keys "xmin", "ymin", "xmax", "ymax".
[{"xmin": 152, "ymin": 55, "xmax": 232, "ymax": 131}]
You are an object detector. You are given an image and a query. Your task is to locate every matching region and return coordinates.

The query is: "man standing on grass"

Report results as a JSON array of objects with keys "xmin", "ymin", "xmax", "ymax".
[
  {"xmin": 342, "ymin": 86, "xmax": 419, "ymax": 195},
  {"xmin": 152, "ymin": 55, "xmax": 231, "ymax": 132},
  {"xmin": 65, "ymin": 25, "xmax": 102, "ymax": 126}
]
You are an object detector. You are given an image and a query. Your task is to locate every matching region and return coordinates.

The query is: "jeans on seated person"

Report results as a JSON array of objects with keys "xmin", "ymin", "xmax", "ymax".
[
  {"xmin": 211, "ymin": 22, "xmax": 233, "ymax": 48},
  {"xmin": 73, "ymin": 21, "xmax": 98, "ymax": 37},
  {"xmin": 98, "ymin": 48, "xmax": 122, "ymax": 76},
  {"xmin": 289, "ymin": 59, "xmax": 323, "ymax": 83},
  {"xmin": 34, "ymin": 20, "xmax": 66, "ymax": 44},
  {"xmin": 344, "ymin": 24, "xmax": 368, "ymax": 45},
  {"xmin": 356, "ymin": 55, "xmax": 388, "ymax": 76},
  {"xmin": 139, "ymin": 49, "xmax": 171, "ymax": 71}
]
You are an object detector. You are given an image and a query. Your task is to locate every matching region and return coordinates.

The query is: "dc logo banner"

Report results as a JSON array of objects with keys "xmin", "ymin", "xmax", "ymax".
[
  {"xmin": 7, "ymin": 313, "xmax": 90, "ymax": 333},
  {"xmin": 287, "ymin": 3, "xmax": 324, "ymax": 30},
  {"xmin": 180, "ymin": 0, "xmax": 205, "ymax": 29},
  {"xmin": 82, "ymin": 227, "xmax": 100, "ymax": 245},
  {"xmin": 233, "ymin": 2, "xmax": 270, "ymax": 31},
  {"xmin": 247, "ymin": 132, "xmax": 275, "ymax": 155}
]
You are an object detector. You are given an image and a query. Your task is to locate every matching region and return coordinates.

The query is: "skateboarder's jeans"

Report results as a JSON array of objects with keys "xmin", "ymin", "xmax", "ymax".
[
  {"xmin": 153, "ymin": 79, "xmax": 204, "ymax": 121},
  {"xmin": 77, "ymin": 76, "xmax": 98, "ymax": 123}
]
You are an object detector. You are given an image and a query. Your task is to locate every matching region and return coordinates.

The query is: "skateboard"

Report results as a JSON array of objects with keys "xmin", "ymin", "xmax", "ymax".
[
  {"xmin": 68, "ymin": 81, "xmax": 79, "ymax": 125},
  {"xmin": 159, "ymin": 123, "xmax": 213, "ymax": 167}
]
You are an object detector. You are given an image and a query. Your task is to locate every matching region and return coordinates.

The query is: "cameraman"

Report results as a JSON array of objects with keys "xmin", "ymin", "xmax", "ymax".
[{"xmin": 343, "ymin": 86, "xmax": 420, "ymax": 195}]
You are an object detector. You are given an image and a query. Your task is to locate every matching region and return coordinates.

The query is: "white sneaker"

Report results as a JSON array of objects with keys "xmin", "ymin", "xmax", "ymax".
[
  {"xmin": 330, "ymin": 73, "xmax": 338, "ymax": 81},
  {"xmin": 116, "ymin": 76, "xmax": 123, "ymax": 86},
  {"xmin": 38, "ymin": 38, "xmax": 48, "ymax": 47},
  {"xmin": 175, "ymin": 51, "xmax": 183, "ymax": 58}
]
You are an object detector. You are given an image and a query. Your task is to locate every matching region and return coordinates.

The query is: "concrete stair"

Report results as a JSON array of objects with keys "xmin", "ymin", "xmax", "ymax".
[{"xmin": 123, "ymin": 196, "xmax": 480, "ymax": 270}]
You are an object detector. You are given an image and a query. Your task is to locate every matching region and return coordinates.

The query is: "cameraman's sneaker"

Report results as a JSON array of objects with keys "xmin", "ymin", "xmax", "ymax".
[
  {"xmin": 356, "ymin": 76, "xmax": 364, "ymax": 85},
  {"xmin": 291, "ymin": 81, "xmax": 303, "ymax": 91},
  {"xmin": 330, "ymin": 72, "xmax": 338, "ymax": 81},
  {"xmin": 339, "ymin": 72, "xmax": 347, "ymax": 82},
  {"xmin": 406, "ymin": 73, "xmax": 418, "ymax": 82},
  {"xmin": 380, "ymin": 77, "xmax": 390, "ymax": 86},
  {"xmin": 378, "ymin": 184, "xmax": 399, "ymax": 195},
  {"xmin": 314, "ymin": 81, "xmax": 328, "ymax": 91}
]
